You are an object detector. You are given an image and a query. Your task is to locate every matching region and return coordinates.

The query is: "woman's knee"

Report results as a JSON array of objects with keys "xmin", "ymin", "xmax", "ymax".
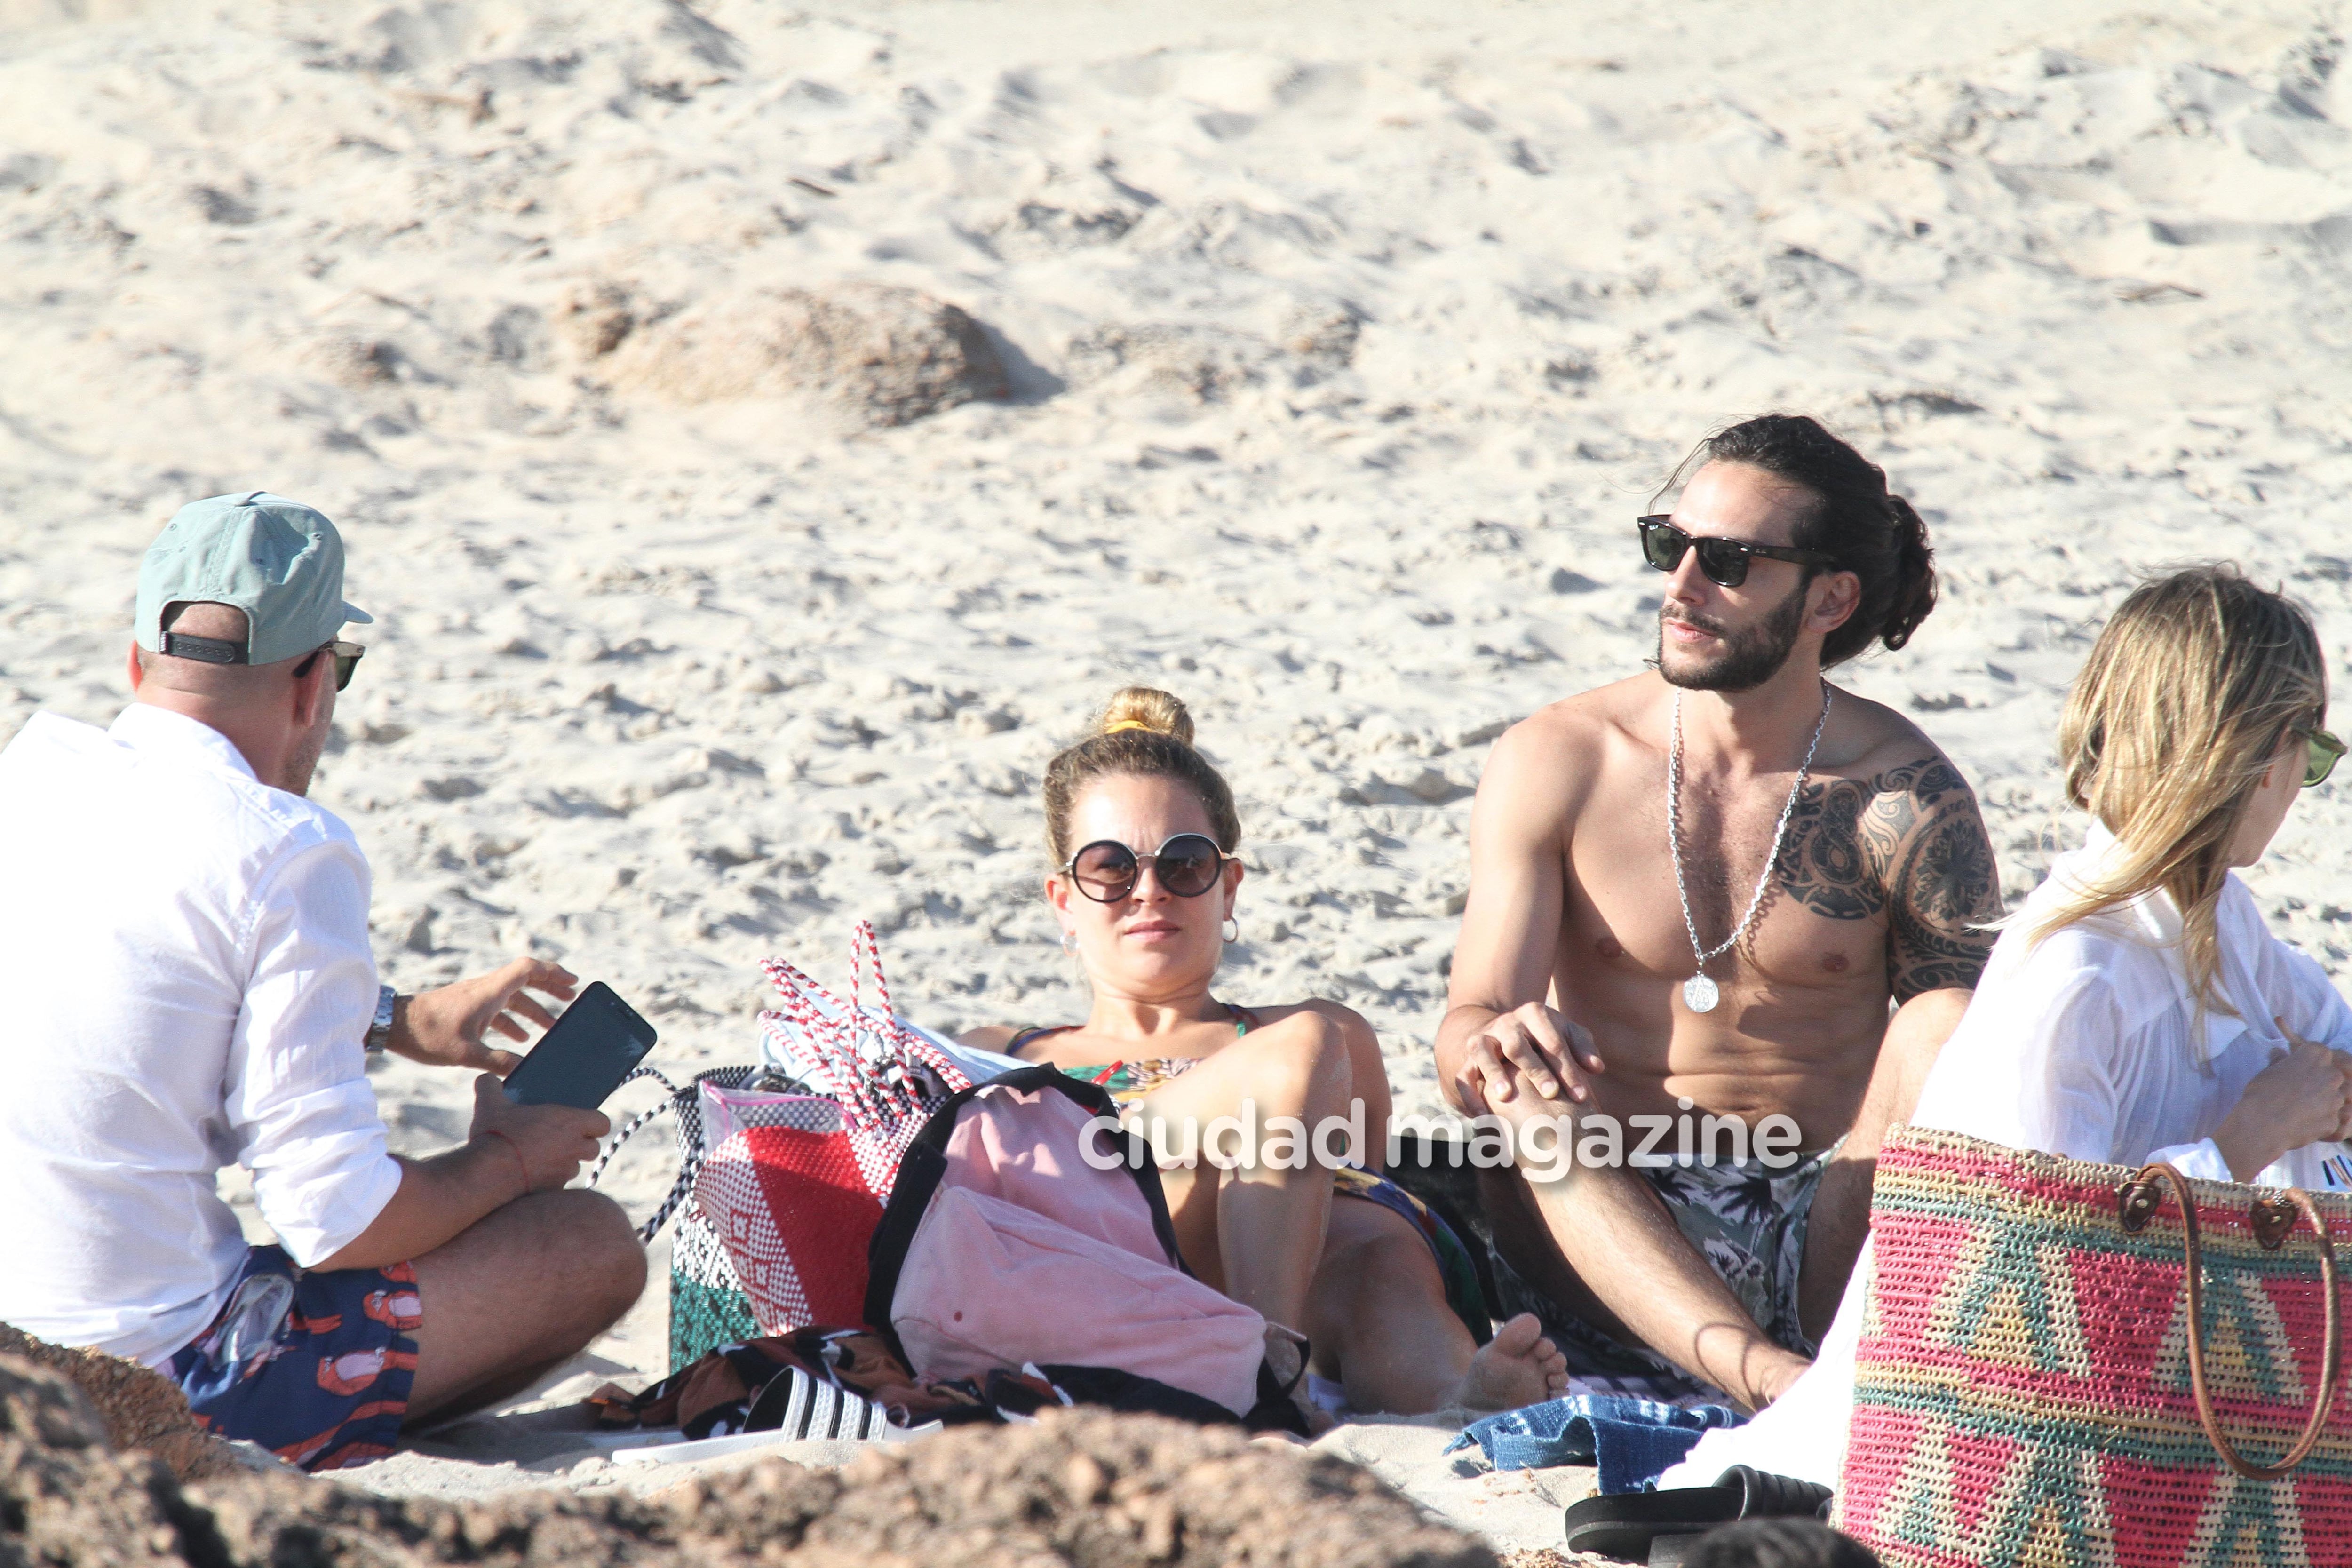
[{"xmin": 1240, "ymin": 1010, "xmax": 1354, "ymax": 1110}]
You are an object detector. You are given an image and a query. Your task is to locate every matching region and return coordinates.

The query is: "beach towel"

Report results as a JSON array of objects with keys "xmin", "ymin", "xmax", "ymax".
[
  {"xmin": 590, "ymin": 1326, "xmax": 986, "ymax": 1438},
  {"xmin": 591, "ymin": 1325, "xmax": 1265, "ymax": 1438},
  {"xmin": 1446, "ymin": 1393, "xmax": 1746, "ymax": 1495},
  {"xmin": 1838, "ymin": 1127, "xmax": 2352, "ymax": 1567}
]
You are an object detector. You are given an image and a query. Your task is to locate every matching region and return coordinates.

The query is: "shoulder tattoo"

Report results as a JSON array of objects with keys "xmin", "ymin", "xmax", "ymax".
[{"xmin": 1773, "ymin": 756, "xmax": 2001, "ymax": 997}]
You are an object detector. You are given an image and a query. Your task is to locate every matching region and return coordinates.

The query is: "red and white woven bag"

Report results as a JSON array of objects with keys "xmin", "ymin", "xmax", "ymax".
[{"xmin": 691, "ymin": 922, "xmax": 974, "ymax": 1337}]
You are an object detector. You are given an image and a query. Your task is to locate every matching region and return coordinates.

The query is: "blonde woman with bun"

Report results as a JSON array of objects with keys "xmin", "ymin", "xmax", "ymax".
[
  {"xmin": 962, "ymin": 688, "xmax": 1570, "ymax": 1415},
  {"xmin": 1661, "ymin": 563, "xmax": 2352, "ymax": 1489}
]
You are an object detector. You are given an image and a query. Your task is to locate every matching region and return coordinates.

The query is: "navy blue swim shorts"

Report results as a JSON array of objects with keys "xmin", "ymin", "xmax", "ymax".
[{"xmin": 167, "ymin": 1243, "xmax": 422, "ymax": 1472}]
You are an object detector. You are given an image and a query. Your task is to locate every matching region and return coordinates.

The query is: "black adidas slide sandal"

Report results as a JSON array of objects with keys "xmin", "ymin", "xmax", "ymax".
[{"xmin": 1563, "ymin": 1465, "xmax": 1833, "ymax": 1563}]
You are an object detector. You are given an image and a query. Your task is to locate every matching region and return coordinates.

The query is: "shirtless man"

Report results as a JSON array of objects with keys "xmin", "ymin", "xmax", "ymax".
[{"xmin": 1436, "ymin": 414, "xmax": 2001, "ymax": 1412}]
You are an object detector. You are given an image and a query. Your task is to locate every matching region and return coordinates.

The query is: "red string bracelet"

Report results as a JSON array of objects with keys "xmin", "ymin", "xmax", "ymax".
[{"xmin": 480, "ymin": 1128, "xmax": 530, "ymax": 1195}]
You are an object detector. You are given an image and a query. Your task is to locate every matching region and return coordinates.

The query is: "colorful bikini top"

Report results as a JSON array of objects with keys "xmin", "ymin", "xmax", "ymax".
[{"xmin": 1007, "ymin": 1004, "xmax": 1259, "ymax": 1103}]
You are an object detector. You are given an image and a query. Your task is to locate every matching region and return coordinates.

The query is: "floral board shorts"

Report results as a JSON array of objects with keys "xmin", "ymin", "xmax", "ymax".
[
  {"xmin": 1493, "ymin": 1142, "xmax": 1843, "ymax": 1404},
  {"xmin": 167, "ymin": 1244, "xmax": 422, "ymax": 1472}
]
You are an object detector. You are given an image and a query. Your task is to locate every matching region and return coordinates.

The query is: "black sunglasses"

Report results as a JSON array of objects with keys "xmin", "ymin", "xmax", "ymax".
[
  {"xmin": 1638, "ymin": 516, "xmax": 1836, "ymax": 589},
  {"xmin": 294, "ymin": 639, "xmax": 366, "ymax": 693},
  {"xmin": 1064, "ymin": 833, "xmax": 1231, "ymax": 903}
]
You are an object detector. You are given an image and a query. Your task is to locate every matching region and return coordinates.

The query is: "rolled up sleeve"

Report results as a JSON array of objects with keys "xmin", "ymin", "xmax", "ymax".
[
  {"xmin": 223, "ymin": 836, "xmax": 402, "ymax": 1266},
  {"xmin": 2261, "ymin": 932, "xmax": 2352, "ymax": 1055}
]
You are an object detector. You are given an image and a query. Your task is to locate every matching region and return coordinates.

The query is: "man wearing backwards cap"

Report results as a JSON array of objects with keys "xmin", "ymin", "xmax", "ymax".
[{"xmin": 0, "ymin": 493, "xmax": 645, "ymax": 1472}]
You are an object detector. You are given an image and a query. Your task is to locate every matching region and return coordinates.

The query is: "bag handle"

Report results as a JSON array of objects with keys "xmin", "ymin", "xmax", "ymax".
[
  {"xmin": 2117, "ymin": 1162, "xmax": 2343, "ymax": 1479},
  {"xmin": 587, "ymin": 1064, "xmax": 778, "ymax": 1242},
  {"xmin": 758, "ymin": 920, "xmax": 971, "ymax": 1131},
  {"xmin": 584, "ymin": 1067, "xmax": 683, "ymax": 1191}
]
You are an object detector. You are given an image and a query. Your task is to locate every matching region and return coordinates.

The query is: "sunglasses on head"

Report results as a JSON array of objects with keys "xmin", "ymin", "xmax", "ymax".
[
  {"xmin": 1638, "ymin": 516, "xmax": 1836, "ymax": 589},
  {"xmin": 1064, "ymin": 833, "xmax": 1231, "ymax": 903},
  {"xmin": 2304, "ymin": 726, "xmax": 2346, "ymax": 789},
  {"xmin": 294, "ymin": 639, "xmax": 366, "ymax": 693}
]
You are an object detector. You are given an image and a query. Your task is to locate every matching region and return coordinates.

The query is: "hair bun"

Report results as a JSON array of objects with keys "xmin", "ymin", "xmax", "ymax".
[
  {"xmin": 1878, "ymin": 493, "xmax": 1939, "ymax": 652},
  {"xmin": 1095, "ymin": 686, "xmax": 1195, "ymax": 747}
]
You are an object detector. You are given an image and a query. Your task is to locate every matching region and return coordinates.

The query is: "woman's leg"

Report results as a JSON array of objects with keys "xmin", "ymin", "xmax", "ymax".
[
  {"xmin": 1303, "ymin": 1196, "xmax": 1569, "ymax": 1414},
  {"xmin": 1134, "ymin": 1010, "xmax": 1353, "ymax": 1332}
]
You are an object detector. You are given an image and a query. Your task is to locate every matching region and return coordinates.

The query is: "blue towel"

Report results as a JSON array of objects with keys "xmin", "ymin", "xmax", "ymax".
[{"xmin": 1445, "ymin": 1395, "xmax": 1746, "ymax": 1495}]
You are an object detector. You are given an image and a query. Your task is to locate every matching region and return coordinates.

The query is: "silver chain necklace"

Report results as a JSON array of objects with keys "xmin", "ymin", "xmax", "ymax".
[{"xmin": 1666, "ymin": 680, "xmax": 1832, "ymax": 1013}]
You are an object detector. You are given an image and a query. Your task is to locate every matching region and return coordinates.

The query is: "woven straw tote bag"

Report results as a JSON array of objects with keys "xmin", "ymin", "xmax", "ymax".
[{"xmin": 1837, "ymin": 1125, "xmax": 2350, "ymax": 1568}]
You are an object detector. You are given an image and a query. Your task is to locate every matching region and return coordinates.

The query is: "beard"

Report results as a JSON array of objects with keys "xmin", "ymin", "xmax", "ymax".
[
  {"xmin": 284, "ymin": 711, "xmax": 333, "ymax": 797},
  {"xmin": 1657, "ymin": 579, "xmax": 1810, "ymax": 692}
]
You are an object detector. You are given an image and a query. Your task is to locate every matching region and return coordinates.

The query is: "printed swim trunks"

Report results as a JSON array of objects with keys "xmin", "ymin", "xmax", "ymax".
[
  {"xmin": 167, "ymin": 1243, "xmax": 422, "ymax": 1472},
  {"xmin": 1493, "ymin": 1143, "xmax": 1842, "ymax": 1404}
]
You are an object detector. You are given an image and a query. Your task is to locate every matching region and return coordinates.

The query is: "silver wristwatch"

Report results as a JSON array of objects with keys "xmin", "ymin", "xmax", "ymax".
[{"xmin": 365, "ymin": 984, "xmax": 397, "ymax": 1052}]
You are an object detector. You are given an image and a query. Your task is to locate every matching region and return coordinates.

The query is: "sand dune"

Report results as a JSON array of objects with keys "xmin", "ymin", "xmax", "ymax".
[{"xmin": 4, "ymin": 0, "xmax": 2351, "ymax": 1400}]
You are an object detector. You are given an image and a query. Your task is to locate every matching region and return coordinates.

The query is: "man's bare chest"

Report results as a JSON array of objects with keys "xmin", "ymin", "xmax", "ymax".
[{"xmin": 1564, "ymin": 769, "xmax": 1899, "ymax": 992}]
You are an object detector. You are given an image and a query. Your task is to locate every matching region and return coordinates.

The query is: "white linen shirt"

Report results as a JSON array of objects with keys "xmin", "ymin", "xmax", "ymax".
[
  {"xmin": 0, "ymin": 704, "xmax": 401, "ymax": 1366},
  {"xmin": 1662, "ymin": 824, "xmax": 2352, "ymax": 1489}
]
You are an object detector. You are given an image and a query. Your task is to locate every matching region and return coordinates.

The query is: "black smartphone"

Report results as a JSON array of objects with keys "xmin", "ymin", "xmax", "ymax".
[{"xmin": 501, "ymin": 982, "xmax": 657, "ymax": 1109}]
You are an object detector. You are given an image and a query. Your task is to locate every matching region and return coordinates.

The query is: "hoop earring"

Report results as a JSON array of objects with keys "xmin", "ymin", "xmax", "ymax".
[
  {"xmin": 1221, "ymin": 917, "xmax": 1240, "ymax": 944},
  {"xmin": 1061, "ymin": 930, "xmax": 1079, "ymax": 955}
]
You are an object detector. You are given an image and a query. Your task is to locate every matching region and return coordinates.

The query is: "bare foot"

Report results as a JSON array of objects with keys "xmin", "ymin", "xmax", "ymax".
[{"xmin": 1452, "ymin": 1311, "xmax": 1570, "ymax": 1411}]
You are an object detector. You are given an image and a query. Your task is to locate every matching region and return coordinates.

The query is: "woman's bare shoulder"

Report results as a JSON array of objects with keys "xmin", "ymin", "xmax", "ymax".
[{"xmin": 964, "ymin": 1021, "xmax": 1103, "ymax": 1066}]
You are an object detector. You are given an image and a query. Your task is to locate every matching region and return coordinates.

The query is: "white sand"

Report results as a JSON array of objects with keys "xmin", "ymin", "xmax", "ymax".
[{"xmin": 4, "ymin": 0, "xmax": 2351, "ymax": 1541}]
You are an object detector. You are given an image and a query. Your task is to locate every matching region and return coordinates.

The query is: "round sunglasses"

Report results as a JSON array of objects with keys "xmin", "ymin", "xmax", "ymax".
[
  {"xmin": 1638, "ymin": 515, "xmax": 1836, "ymax": 589},
  {"xmin": 1063, "ymin": 833, "xmax": 1232, "ymax": 903},
  {"xmin": 2304, "ymin": 726, "xmax": 2346, "ymax": 789}
]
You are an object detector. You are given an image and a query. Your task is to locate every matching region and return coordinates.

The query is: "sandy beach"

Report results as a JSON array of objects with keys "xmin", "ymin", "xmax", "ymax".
[{"xmin": 4, "ymin": 0, "xmax": 2351, "ymax": 1542}]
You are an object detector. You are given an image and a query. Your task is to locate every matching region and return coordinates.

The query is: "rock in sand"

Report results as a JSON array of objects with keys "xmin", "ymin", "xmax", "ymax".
[{"xmin": 606, "ymin": 283, "xmax": 1009, "ymax": 428}]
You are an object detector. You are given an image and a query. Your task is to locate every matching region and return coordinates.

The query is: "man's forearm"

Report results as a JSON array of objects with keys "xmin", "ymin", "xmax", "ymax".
[
  {"xmin": 1521, "ymin": 1162, "xmax": 1808, "ymax": 1411},
  {"xmin": 1434, "ymin": 1003, "xmax": 1502, "ymax": 1111},
  {"xmin": 311, "ymin": 1141, "xmax": 525, "ymax": 1272}
]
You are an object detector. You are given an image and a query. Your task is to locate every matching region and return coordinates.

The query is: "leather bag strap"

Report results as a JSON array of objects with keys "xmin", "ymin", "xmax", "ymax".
[{"xmin": 2118, "ymin": 1162, "xmax": 2343, "ymax": 1480}]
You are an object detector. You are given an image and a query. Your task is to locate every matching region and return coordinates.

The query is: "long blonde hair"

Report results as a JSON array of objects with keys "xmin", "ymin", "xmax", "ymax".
[{"xmin": 2032, "ymin": 565, "xmax": 2327, "ymax": 1008}]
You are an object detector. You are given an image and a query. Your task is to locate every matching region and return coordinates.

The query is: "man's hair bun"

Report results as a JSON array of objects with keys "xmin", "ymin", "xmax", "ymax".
[{"xmin": 1094, "ymin": 687, "xmax": 1195, "ymax": 747}]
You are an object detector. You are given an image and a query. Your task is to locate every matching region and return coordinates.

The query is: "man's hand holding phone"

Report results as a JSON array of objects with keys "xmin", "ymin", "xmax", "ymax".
[{"xmin": 467, "ymin": 1073, "xmax": 608, "ymax": 1195}]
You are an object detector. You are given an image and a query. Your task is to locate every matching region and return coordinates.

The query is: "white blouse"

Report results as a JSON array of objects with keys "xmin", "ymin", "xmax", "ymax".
[{"xmin": 1661, "ymin": 824, "xmax": 2352, "ymax": 1488}]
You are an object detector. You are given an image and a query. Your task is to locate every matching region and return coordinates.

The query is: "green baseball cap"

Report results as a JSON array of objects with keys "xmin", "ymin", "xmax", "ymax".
[{"xmin": 135, "ymin": 492, "xmax": 372, "ymax": 667}]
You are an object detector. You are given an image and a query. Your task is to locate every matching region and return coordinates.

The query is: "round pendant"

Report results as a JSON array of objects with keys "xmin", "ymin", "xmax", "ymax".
[{"xmin": 1683, "ymin": 973, "xmax": 1720, "ymax": 1013}]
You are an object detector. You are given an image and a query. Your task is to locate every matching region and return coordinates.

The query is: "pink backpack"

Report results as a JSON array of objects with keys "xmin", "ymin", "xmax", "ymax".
[{"xmin": 863, "ymin": 1067, "xmax": 1306, "ymax": 1428}]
